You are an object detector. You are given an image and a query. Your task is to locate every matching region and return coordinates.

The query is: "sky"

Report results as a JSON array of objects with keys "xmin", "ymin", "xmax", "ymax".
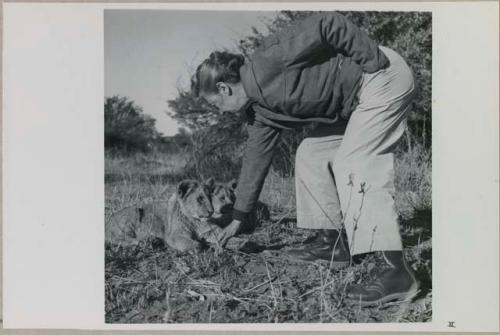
[{"xmin": 104, "ymin": 10, "xmax": 277, "ymax": 136}]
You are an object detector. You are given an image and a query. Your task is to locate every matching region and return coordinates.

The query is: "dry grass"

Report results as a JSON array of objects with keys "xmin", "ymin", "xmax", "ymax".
[
  {"xmin": 105, "ymin": 142, "xmax": 432, "ymax": 323},
  {"xmin": 394, "ymin": 140, "xmax": 432, "ymax": 219}
]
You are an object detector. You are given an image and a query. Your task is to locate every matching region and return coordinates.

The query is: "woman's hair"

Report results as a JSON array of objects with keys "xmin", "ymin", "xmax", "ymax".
[{"xmin": 191, "ymin": 51, "xmax": 245, "ymax": 97}]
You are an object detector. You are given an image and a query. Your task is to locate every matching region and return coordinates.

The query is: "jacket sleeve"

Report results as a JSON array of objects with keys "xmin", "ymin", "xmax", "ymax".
[
  {"xmin": 232, "ymin": 120, "xmax": 281, "ymax": 222},
  {"xmin": 279, "ymin": 12, "xmax": 389, "ymax": 73}
]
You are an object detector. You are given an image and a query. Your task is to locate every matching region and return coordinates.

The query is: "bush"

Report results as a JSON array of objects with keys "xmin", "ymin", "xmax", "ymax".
[
  {"xmin": 182, "ymin": 112, "xmax": 246, "ymax": 181},
  {"xmin": 105, "ymin": 95, "xmax": 161, "ymax": 153}
]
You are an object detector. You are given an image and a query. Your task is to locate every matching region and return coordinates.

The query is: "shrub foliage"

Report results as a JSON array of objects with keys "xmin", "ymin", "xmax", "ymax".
[{"xmin": 105, "ymin": 95, "xmax": 161, "ymax": 153}]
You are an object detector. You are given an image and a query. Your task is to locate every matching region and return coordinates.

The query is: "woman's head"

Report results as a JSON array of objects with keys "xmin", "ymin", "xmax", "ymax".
[{"xmin": 191, "ymin": 51, "xmax": 248, "ymax": 112}]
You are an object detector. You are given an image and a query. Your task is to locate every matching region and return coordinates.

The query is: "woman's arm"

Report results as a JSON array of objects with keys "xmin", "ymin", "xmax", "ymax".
[
  {"xmin": 232, "ymin": 119, "xmax": 281, "ymax": 222},
  {"xmin": 278, "ymin": 12, "xmax": 389, "ymax": 73}
]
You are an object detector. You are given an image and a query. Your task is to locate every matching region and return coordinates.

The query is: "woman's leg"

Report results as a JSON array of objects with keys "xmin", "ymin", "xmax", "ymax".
[
  {"xmin": 288, "ymin": 125, "xmax": 350, "ymax": 266},
  {"xmin": 295, "ymin": 134, "xmax": 344, "ymax": 230},
  {"xmin": 332, "ymin": 46, "xmax": 418, "ymax": 305},
  {"xmin": 332, "ymin": 46, "xmax": 415, "ymax": 256}
]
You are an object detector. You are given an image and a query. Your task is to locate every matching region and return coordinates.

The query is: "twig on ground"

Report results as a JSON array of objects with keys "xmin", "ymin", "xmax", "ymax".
[
  {"xmin": 298, "ymin": 277, "xmax": 337, "ymax": 299},
  {"xmin": 265, "ymin": 261, "xmax": 278, "ymax": 307},
  {"xmin": 243, "ymin": 277, "xmax": 277, "ymax": 292}
]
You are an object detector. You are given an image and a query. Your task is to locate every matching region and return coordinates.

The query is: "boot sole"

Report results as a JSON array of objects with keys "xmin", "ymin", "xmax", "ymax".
[{"xmin": 346, "ymin": 282, "xmax": 420, "ymax": 307}]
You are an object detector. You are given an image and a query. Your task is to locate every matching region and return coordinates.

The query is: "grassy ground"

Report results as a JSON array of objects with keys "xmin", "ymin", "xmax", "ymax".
[{"xmin": 105, "ymin": 144, "xmax": 432, "ymax": 323}]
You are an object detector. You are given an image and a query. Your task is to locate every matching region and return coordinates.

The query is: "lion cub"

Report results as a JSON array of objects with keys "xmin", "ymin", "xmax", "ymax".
[
  {"xmin": 105, "ymin": 201, "xmax": 167, "ymax": 247},
  {"xmin": 208, "ymin": 178, "xmax": 270, "ymax": 232},
  {"xmin": 105, "ymin": 178, "xmax": 270, "ymax": 251},
  {"xmin": 105, "ymin": 179, "xmax": 213, "ymax": 248},
  {"xmin": 106, "ymin": 179, "xmax": 233, "ymax": 251}
]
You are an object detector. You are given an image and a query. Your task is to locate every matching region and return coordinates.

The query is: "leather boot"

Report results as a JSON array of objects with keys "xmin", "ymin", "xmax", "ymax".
[
  {"xmin": 286, "ymin": 229, "xmax": 350, "ymax": 268},
  {"xmin": 346, "ymin": 251, "xmax": 420, "ymax": 307}
]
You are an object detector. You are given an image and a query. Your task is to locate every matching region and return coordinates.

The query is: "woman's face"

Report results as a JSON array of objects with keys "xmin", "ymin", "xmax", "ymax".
[
  {"xmin": 202, "ymin": 82, "xmax": 247, "ymax": 113},
  {"xmin": 203, "ymin": 93, "xmax": 236, "ymax": 113}
]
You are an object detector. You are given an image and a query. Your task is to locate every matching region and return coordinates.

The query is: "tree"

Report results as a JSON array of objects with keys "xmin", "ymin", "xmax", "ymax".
[
  {"xmin": 166, "ymin": 91, "xmax": 222, "ymax": 132},
  {"xmin": 105, "ymin": 95, "xmax": 160, "ymax": 153}
]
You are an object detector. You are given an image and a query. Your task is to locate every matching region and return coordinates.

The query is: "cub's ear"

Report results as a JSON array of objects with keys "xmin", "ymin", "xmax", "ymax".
[
  {"xmin": 177, "ymin": 179, "xmax": 198, "ymax": 198},
  {"xmin": 204, "ymin": 177, "xmax": 215, "ymax": 190},
  {"xmin": 227, "ymin": 179, "xmax": 238, "ymax": 190}
]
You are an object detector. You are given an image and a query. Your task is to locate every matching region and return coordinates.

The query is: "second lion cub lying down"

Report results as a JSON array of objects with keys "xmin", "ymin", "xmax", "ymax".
[
  {"xmin": 105, "ymin": 178, "xmax": 269, "ymax": 252},
  {"xmin": 210, "ymin": 179, "xmax": 270, "ymax": 231}
]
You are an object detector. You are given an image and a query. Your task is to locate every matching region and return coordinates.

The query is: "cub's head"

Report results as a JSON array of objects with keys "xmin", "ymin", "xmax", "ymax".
[
  {"xmin": 207, "ymin": 178, "xmax": 237, "ymax": 215},
  {"xmin": 176, "ymin": 179, "xmax": 214, "ymax": 220}
]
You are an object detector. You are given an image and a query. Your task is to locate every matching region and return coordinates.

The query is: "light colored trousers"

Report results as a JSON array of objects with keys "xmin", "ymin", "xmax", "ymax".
[{"xmin": 295, "ymin": 47, "xmax": 415, "ymax": 255}]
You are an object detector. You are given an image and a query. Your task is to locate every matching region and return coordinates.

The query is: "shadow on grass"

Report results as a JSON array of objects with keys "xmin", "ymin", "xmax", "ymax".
[
  {"xmin": 401, "ymin": 209, "xmax": 432, "ymax": 245},
  {"xmin": 401, "ymin": 209, "xmax": 432, "ymax": 298}
]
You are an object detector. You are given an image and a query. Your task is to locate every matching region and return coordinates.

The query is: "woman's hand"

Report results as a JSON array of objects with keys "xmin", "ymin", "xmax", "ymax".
[{"xmin": 218, "ymin": 219, "xmax": 243, "ymax": 246}]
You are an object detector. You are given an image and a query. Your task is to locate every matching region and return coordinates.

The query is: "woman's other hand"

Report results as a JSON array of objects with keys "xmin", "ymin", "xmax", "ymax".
[{"xmin": 218, "ymin": 219, "xmax": 243, "ymax": 246}]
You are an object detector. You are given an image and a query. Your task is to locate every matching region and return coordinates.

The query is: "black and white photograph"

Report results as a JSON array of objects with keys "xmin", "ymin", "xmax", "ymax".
[
  {"xmin": 3, "ymin": 0, "xmax": 500, "ymax": 331},
  {"xmin": 104, "ymin": 9, "xmax": 432, "ymax": 323}
]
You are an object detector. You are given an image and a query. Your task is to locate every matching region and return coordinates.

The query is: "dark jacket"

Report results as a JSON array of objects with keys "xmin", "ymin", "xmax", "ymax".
[{"xmin": 232, "ymin": 12, "xmax": 389, "ymax": 221}]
